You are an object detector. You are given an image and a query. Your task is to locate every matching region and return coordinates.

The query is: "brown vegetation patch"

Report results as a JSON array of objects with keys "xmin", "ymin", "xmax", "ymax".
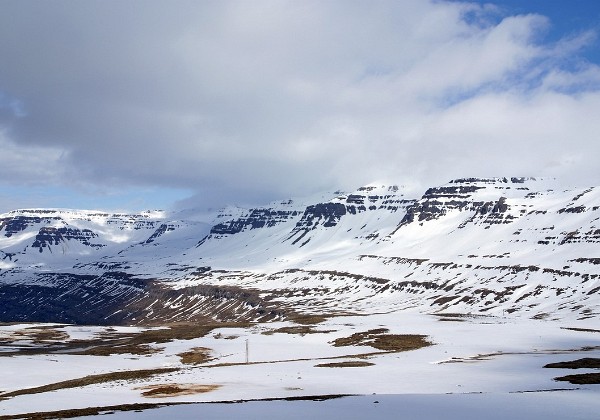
[
  {"xmin": 290, "ymin": 315, "xmax": 330, "ymax": 325},
  {"xmin": 265, "ymin": 325, "xmax": 335, "ymax": 336},
  {"xmin": 1, "ymin": 322, "xmax": 248, "ymax": 358},
  {"xmin": 370, "ymin": 334, "xmax": 431, "ymax": 351},
  {"xmin": 315, "ymin": 361, "xmax": 374, "ymax": 368},
  {"xmin": 73, "ymin": 323, "xmax": 234, "ymax": 357},
  {"xmin": 138, "ymin": 383, "xmax": 221, "ymax": 398},
  {"xmin": 0, "ymin": 368, "xmax": 178, "ymax": 400},
  {"xmin": 178, "ymin": 347, "xmax": 213, "ymax": 365},
  {"xmin": 13, "ymin": 326, "xmax": 70, "ymax": 344},
  {"xmin": 554, "ymin": 373, "xmax": 600, "ymax": 384},
  {"xmin": 73, "ymin": 343, "xmax": 161, "ymax": 356},
  {"xmin": 332, "ymin": 328, "xmax": 431, "ymax": 352},
  {"xmin": 332, "ymin": 328, "xmax": 389, "ymax": 347},
  {"xmin": 544, "ymin": 358, "xmax": 600, "ymax": 369},
  {"xmin": 129, "ymin": 323, "xmax": 246, "ymax": 344},
  {"xmin": 120, "ymin": 280, "xmax": 285, "ymax": 324},
  {"xmin": 0, "ymin": 403, "xmax": 183, "ymax": 420}
]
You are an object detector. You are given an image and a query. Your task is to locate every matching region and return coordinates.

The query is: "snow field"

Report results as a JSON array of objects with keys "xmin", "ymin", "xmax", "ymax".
[{"xmin": 0, "ymin": 312, "xmax": 598, "ymax": 417}]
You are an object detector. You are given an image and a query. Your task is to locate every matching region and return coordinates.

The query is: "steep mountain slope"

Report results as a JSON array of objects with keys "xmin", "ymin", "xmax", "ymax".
[{"xmin": 0, "ymin": 178, "xmax": 599, "ymax": 324}]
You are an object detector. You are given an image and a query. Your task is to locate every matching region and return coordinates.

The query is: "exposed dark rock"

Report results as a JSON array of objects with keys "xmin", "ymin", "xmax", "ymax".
[
  {"xmin": 558, "ymin": 205, "xmax": 587, "ymax": 214},
  {"xmin": 422, "ymin": 185, "xmax": 484, "ymax": 199},
  {"xmin": 346, "ymin": 194, "xmax": 365, "ymax": 205},
  {"xmin": 210, "ymin": 209, "xmax": 300, "ymax": 235},
  {"xmin": 31, "ymin": 227, "xmax": 101, "ymax": 252},
  {"xmin": 144, "ymin": 223, "xmax": 176, "ymax": 244},
  {"xmin": 302, "ymin": 203, "xmax": 347, "ymax": 227},
  {"xmin": 570, "ymin": 258, "xmax": 600, "ymax": 265},
  {"xmin": 0, "ymin": 216, "xmax": 60, "ymax": 237}
]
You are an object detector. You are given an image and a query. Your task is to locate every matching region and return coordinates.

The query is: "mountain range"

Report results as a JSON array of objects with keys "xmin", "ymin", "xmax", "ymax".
[{"xmin": 1, "ymin": 177, "xmax": 599, "ymax": 325}]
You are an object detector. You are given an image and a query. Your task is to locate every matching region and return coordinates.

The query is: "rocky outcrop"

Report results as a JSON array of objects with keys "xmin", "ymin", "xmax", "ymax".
[
  {"xmin": 144, "ymin": 223, "xmax": 176, "ymax": 244},
  {"xmin": 395, "ymin": 178, "xmax": 540, "ymax": 230},
  {"xmin": 210, "ymin": 209, "xmax": 301, "ymax": 235},
  {"xmin": 0, "ymin": 216, "xmax": 60, "ymax": 237},
  {"xmin": 31, "ymin": 227, "xmax": 101, "ymax": 252}
]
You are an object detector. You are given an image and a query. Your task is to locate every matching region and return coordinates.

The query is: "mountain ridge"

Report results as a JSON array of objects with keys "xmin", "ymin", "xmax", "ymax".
[{"xmin": 1, "ymin": 177, "xmax": 599, "ymax": 325}]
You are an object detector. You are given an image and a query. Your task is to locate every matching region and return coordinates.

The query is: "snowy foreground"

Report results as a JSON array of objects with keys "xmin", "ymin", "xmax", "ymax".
[
  {"xmin": 0, "ymin": 312, "xmax": 599, "ymax": 419},
  {"xmin": 101, "ymin": 392, "xmax": 600, "ymax": 420}
]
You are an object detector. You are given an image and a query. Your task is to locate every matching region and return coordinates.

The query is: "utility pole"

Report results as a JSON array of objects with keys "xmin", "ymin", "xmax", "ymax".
[{"xmin": 245, "ymin": 339, "xmax": 249, "ymax": 364}]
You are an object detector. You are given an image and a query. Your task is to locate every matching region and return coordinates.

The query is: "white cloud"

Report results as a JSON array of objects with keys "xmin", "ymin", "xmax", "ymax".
[
  {"xmin": 0, "ymin": 0, "xmax": 599, "ymax": 210},
  {"xmin": 0, "ymin": 130, "xmax": 67, "ymax": 184}
]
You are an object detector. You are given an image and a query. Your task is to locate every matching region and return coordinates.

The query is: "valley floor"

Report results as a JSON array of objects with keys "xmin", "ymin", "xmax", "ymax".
[{"xmin": 0, "ymin": 312, "xmax": 599, "ymax": 419}]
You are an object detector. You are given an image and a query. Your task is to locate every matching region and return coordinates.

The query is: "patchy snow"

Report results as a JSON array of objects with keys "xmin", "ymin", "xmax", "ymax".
[{"xmin": 0, "ymin": 313, "xmax": 598, "ymax": 417}]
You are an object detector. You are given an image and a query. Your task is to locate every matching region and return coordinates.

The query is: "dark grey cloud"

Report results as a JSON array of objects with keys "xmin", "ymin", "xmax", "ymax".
[{"xmin": 1, "ymin": 0, "xmax": 599, "ymax": 211}]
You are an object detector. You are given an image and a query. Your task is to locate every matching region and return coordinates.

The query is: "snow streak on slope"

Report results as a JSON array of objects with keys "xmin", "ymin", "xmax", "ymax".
[{"xmin": 0, "ymin": 178, "xmax": 599, "ymax": 324}]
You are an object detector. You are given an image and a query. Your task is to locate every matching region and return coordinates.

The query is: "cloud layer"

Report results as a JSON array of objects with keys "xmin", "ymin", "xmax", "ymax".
[{"xmin": 1, "ymin": 0, "xmax": 599, "ymax": 209}]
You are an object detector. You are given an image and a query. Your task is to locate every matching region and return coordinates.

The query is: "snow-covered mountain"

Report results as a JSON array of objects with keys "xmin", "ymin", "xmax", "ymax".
[{"xmin": 1, "ymin": 177, "xmax": 599, "ymax": 325}]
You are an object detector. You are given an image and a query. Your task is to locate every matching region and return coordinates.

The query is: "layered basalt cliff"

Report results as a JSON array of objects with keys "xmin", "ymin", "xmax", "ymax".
[{"xmin": 1, "ymin": 178, "xmax": 599, "ymax": 324}]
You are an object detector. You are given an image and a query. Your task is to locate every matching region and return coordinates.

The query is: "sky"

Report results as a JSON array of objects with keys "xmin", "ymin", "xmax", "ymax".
[{"xmin": 1, "ymin": 0, "xmax": 600, "ymax": 214}]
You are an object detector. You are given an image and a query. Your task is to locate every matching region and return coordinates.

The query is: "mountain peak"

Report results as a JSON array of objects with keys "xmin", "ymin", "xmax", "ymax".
[{"xmin": 1, "ymin": 177, "xmax": 599, "ymax": 324}]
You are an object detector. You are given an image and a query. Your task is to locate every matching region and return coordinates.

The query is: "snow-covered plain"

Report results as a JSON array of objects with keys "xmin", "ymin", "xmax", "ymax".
[
  {"xmin": 93, "ymin": 392, "xmax": 600, "ymax": 420},
  {"xmin": 0, "ymin": 312, "xmax": 598, "ymax": 418}
]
